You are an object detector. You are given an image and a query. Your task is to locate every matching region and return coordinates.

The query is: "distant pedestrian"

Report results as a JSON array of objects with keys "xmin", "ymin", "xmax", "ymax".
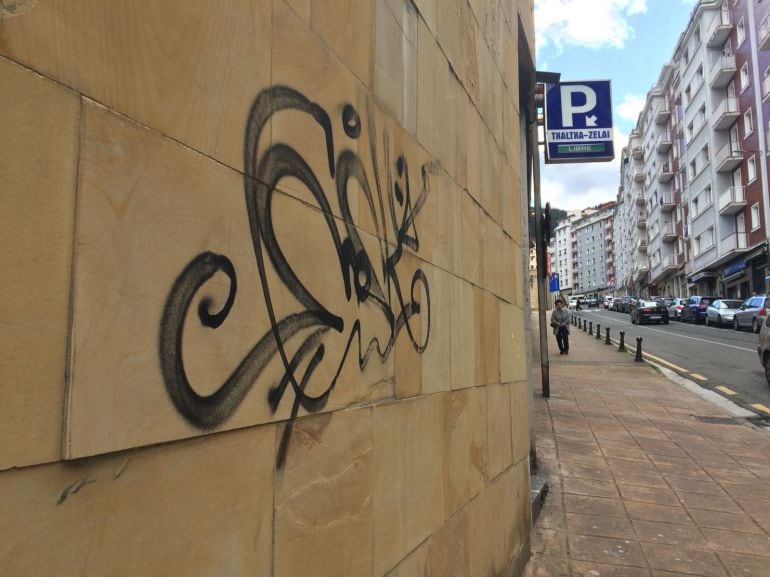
[{"xmin": 551, "ymin": 298, "xmax": 570, "ymax": 355}]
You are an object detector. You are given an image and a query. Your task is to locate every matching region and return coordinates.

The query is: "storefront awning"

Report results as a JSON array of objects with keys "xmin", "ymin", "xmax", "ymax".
[{"xmin": 722, "ymin": 271, "xmax": 746, "ymax": 285}]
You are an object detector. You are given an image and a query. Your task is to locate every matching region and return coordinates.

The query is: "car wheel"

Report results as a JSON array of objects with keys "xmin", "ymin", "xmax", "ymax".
[
  {"xmin": 664, "ymin": 318, "xmax": 669, "ymax": 325},
  {"xmin": 753, "ymin": 318, "xmax": 760, "ymax": 334},
  {"xmin": 734, "ymin": 318, "xmax": 740, "ymax": 331},
  {"xmin": 718, "ymin": 315, "xmax": 723, "ymax": 328}
]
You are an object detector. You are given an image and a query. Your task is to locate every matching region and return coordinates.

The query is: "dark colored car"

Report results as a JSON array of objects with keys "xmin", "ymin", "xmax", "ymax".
[
  {"xmin": 587, "ymin": 297, "xmax": 599, "ymax": 308},
  {"xmin": 734, "ymin": 295, "xmax": 770, "ymax": 333},
  {"xmin": 620, "ymin": 296, "xmax": 638, "ymax": 313},
  {"xmin": 630, "ymin": 300, "xmax": 670, "ymax": 325},
  {"xmin": 681, "ymin": 296, "xmax": 719, "ymax": 324}
]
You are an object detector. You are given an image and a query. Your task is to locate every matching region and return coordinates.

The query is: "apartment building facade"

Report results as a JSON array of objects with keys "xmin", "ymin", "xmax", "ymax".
[
  {"xmin": 553, "ymin": 205, "xmax": 615, "ymax": 297},
  {"xmin": 615, "ymin": 0, "xmax": 770, "ymax": 299}
]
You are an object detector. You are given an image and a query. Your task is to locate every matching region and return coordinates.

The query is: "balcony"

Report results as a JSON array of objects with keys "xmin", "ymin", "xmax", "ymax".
[
  {"xmin": 661, "ymin": 223, "xmax": 677, "ymax": 242},
  {"xmin": 706, "ymin": 11, "xmax": 733, "ymax": 48},
  {"xmin": 760, "ymin": 15, "xmax": 770, "ymax": 50},
  {"xmin": 632, "ymin": 145, "xmax": 643, "ymax": 160},
  {"xmin": 714, "ymin": 141, "xmax": 743, "ymax": 172},
  {"xmin": 709, "ymin": 55, "xmax": 737, "ymax": 88},
  {"xmin": 685, "ymin": 261, "xmax": 694, "ymax": 275},
  {"xmin": 654, "ymin": 101, "xmax": 671, "ymax": 125},
  {"xmin": 718, "ymin": 186, "xmax": 747, "ymax": 215},
  {"xmin": 635, "ymin": 190, "xmax": 645, "ymax": 205},
  {"xmin": 637, "ymin": 214, "xmax": 647, "ymax": 228},
  {"xmin": 662, "ymin": 255, "xmax": 678, "ymax": 272},
  {"xmin": 637, "ymin": 237, "xmax": 649, "ymax": 251},
  {"xmin": 632, "ymin": 168, "xmax": 645, "ymax": 182},
  {"xmin": 711, "ymin": 97, "xmax": 740, "ymax": 130},
  {"xmin": 720, "ymin": 232, "xmax": 749, "ymax": 256},
  {"xmin": 635, "ymin": 260, "xmax": 650, "ymax": 281},
  {"xmin": 660, "ymin": 194, "xmax": 676, "ymax": 212},
  {"xmin": 656, "ymin": 131, "xmax": 672, "ymax": 153},
  {"xmin": 658, "ymin": 163, "xmax": 674, "ymax": 183}
]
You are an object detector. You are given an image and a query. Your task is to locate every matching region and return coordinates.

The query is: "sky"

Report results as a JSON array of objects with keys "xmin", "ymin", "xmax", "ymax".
[{"xmin": 536, "ymin": 0, "xmax": 700, "ymax": 211}]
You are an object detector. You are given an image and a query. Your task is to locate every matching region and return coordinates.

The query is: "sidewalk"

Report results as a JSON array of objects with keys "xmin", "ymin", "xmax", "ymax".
[{"xmin": 525, "ymin": 316, "xmax": 770, "ymax": 577}]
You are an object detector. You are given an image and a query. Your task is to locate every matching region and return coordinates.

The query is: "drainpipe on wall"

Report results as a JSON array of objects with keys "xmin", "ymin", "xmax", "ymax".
[{"xmin": 747, "ymin": 0, "xmax": 770, "ymax": 292}]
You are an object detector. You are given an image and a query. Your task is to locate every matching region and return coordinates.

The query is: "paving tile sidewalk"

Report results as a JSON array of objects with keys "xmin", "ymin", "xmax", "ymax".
[{"xmin": 525, "ymin": 315, "xmax": 770, "ymax": 577}]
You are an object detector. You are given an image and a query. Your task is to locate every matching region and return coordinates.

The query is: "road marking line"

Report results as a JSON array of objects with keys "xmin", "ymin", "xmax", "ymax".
[
  {"xmin": 751, "ymin": 403, "xmax": 770, "ymax": 415},
  {"xmin": 579, "ymin": 312, "xmax": 756, "ymax": 352},
  {"xmin": 715, "ymin": 386, "xmax": 737, "ymax": 396},
  {"xmin": 638, "ymin": 351, "xmax": 687, "ymax": 372},
  {"xmin": 689, "ymin": 373, "xmax": 708, "ymax": 381}
]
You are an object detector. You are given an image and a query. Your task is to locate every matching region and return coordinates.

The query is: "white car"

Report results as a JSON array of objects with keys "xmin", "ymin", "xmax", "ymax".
[
  {"xmin": 603, "ymin": 295, "xmax": 614, "ymax": 308},
  {"xmin": 568, "ymin": 298, "xmax": 578, "ymax": 309}
]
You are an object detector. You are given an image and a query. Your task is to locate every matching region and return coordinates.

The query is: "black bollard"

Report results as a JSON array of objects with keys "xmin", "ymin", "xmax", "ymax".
[
  {"xmin": 635, "ymin": 337, "xmax": 643, "ymax": 362},
  {"xmin": 605, "ymin": 326, "xmax": 611, "ymax": 345},
  {"xmin": 583, "ymin": 320, "xmax": 587, "ymax": 332},
  {"xmin": 588, "ymin": 321, "xmax": 593, "ymax": 336},
  {"xmin": 618, "ymin": 331, "xmax": 626, "ymax": 352},
  {"xmin": 596, "ymin": 324, "xmax": 602, "ymax": 339}
]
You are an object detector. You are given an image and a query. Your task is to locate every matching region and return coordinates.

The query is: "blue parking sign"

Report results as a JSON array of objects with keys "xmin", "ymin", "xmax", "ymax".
[
  {"xmin": 544, "ymin": 80, "xmax": 614, "ymax": 163},
  {"xmin": 549, "ymin": 273, "xmax": 560, "ymax": 293}
]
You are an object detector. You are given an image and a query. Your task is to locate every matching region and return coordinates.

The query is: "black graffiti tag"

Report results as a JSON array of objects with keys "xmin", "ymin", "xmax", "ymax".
[{"xmin": 160, "ymin": 86, "xmax": 432, "ymax": 467}]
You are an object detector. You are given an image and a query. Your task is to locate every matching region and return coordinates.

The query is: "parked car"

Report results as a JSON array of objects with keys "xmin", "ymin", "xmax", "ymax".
[
  {"xmin": 610, "ymin": 297, "xmax": 622, "ymax": 311},
  {"xmin": 733, "ymin": 295, "xmax": 770, "ymax": 333},
  {"xmin": 604, "ymin": 295, "xmax": 614, "ymax": 308},
  {"xmin": 587, "ymin": 297, "xmax": 599, "ymax": 308},
  {"xmin": 757, "ymin": 316, "xmax": 770, "ymax": 386},
  {"xmin": 620, "ymin": 296, "xmax": 638, "ymax": 313},
  {"xmin": 705, "ymin": 299, "xmax": 743, "ymax": 328},
  {"xmin": 568, "ymin": 297, "xmax": 578, "ymax": 310},
  {"xmin": 681, "ymin": 296, "xmax": 719, "ymax": 324},
  {"xmin": 630, "ymin": 300, "xmax": 670, "ymax": 325},
  {"xmin": 667, "ymin": 297, "xmax": 687, "ymax": 321}
]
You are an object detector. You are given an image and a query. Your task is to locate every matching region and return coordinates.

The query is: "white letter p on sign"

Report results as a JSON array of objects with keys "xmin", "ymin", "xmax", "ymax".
[{"xmin": 560, "ymin": 85, "xmax": 597, "ymax": 128}]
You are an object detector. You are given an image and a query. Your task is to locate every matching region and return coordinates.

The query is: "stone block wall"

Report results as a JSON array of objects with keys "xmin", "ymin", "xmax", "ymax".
[{"xmin": 0, "ymin": 1, "xmax": 535, "ymax": 575}]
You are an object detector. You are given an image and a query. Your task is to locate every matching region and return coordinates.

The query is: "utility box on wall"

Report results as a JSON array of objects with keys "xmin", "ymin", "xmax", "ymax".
[{"xmin": 0, "ymin": 1, "xmax": 536, "ymax": 576}]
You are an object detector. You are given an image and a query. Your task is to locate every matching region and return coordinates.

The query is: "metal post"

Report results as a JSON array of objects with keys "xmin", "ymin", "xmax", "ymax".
[
  {"xmin": 588, "ymin": 321, "xmax": 593, "ymax": 335},
  {"xmin": 583, "ymin": 320, "xmax": 588, "ymax": 332},
  {"xmin": 635, "ymin": 337, "xmax": 643, "ymax": 362},
  {"xmin": 596, "ymin": 324, "xmax": 601, "ymax": 339},
  {"xmin": 530, "ymin": 112, "xmax": 549, "ymax": 398},
  {"xmin": 618, "ymin": 331, "xmax": 626, "ymax": 352},
  {"xmin": 605, "ymin": 327, "xmax": 611, "ymax": 345}
]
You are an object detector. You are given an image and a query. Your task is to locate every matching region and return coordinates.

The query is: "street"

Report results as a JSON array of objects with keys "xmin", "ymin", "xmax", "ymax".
[{"xmin": 576, "ymin": 307, "xmax": 770, "ymax": 420}]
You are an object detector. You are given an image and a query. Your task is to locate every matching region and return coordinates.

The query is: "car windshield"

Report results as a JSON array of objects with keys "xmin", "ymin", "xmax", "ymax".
[
  {"xmin": 700, "ymin": 298, "xmax": 713, "ymax": 305},
  {"xmin": 722, "ymin": 300, "xmax": 742, "ymax": 308}
]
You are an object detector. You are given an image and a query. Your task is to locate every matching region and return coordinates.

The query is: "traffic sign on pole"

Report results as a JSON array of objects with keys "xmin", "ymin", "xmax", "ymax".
[{"xmin": 544, "ymin": 80, "xmax": 614, "ymax": 164}]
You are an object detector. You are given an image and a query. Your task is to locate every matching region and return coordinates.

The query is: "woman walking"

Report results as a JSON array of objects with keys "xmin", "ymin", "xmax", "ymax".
[{"xmin": 551, "ymin": 299, "xmax": 570, "ymax": 355}]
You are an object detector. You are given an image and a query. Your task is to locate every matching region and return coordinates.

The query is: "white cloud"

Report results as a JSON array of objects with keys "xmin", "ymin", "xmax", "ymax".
[
  {"xmin": 535, "ymin": 0, "xmax": 648, "ymax": 51},
  {"xmin": 616, "ymin": 94, "xmax": 645, "ymax": 124}
]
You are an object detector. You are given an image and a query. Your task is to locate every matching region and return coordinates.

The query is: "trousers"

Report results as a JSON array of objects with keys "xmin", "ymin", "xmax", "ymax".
[{"xmin": 555, "ymin": 326, "xmax": 569, "ymax": 353}]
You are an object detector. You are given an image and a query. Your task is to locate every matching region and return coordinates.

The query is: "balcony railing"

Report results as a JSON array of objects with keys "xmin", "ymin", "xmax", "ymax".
[
  {"xmin": 632, "ymin": 168, "xmax": 645, "ymax": 182},
  {"xmin": 709, "ymin": 55, "xmax": 737, "ymax": 88},
  {"xmin": 718, "ymin": 186, "xmax": 746, "ymax": 215},
  {"xmin": 660, "ymin": 194, "xmax": 676, "ymax": 212},
  {"xmin": 707, "ymin": 11, "xmax": 733, "ymax": 48},
  {"xmin": 760, "ymin": 15, "xmax": 770, "ymax": 51},
  {"xmin": 637, "ymin": 215, "xmax": 647, "ymax": 228},
  {"xmin": 658, "ymin": 163, "xmax": 674, "ymax": 182},
  {"xmin": 656, "ymin": 130, "xmax": 672, "ymax": 153},
  {"xmin": 714, "ymin": 141, "xmax": 743, "ymax": 172},
  {"xmin": 637, "ymin": 238, "xmax": 649, "ymax": 251},
  {"xmin": 632, "ymin": 145, "xmax": 643, "ymax": 160},
  {"xmin": 635, "ymin": 190, "xmax": 645, "ymax": 205},
  {"xmin": 720, "ymin": 232, "xmax": 749, "ymax": 255},
  {"xmin": 711, "ymin": 97, "xmax": 740, "ymax": 130},
  {"xmin": 661, "ymin": 223, "xmax": 677, "ymax": 241},
  {"xmin": 662, "ymin": 255, "xmax": 678, "ymax": 272},
  {"xmin": 654, "ymin": 101, "xmax": 671, "ymax": 125}
]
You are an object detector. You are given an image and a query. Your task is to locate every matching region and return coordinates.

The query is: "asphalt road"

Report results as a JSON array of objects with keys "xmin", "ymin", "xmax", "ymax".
[{"xmin": 574, "ymin": 307, "xmax": 770, "ymax": 420}]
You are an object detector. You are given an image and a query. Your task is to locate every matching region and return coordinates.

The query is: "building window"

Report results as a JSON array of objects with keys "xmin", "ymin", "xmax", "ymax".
[
  {"xmin": 744, "ymin": 108, "xmax": 754, "ymax": 137},
  {"xmin": 752, "ymin": 203, "xmax": 761, "ymax": 231},
  {"xmin": 737, "ymin": 18, "xmax": 746, "ymax": 45},
  {"xmin": 702, "ymin": 185, "xmax": 712, "ymax": 206},
  {"xmin": 748, "ymin": 155, "xmax": 757, "ymax": 182},
  {"xmin": 741, "ymin": 62, "xmax": 750, "ymax": 91}
]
